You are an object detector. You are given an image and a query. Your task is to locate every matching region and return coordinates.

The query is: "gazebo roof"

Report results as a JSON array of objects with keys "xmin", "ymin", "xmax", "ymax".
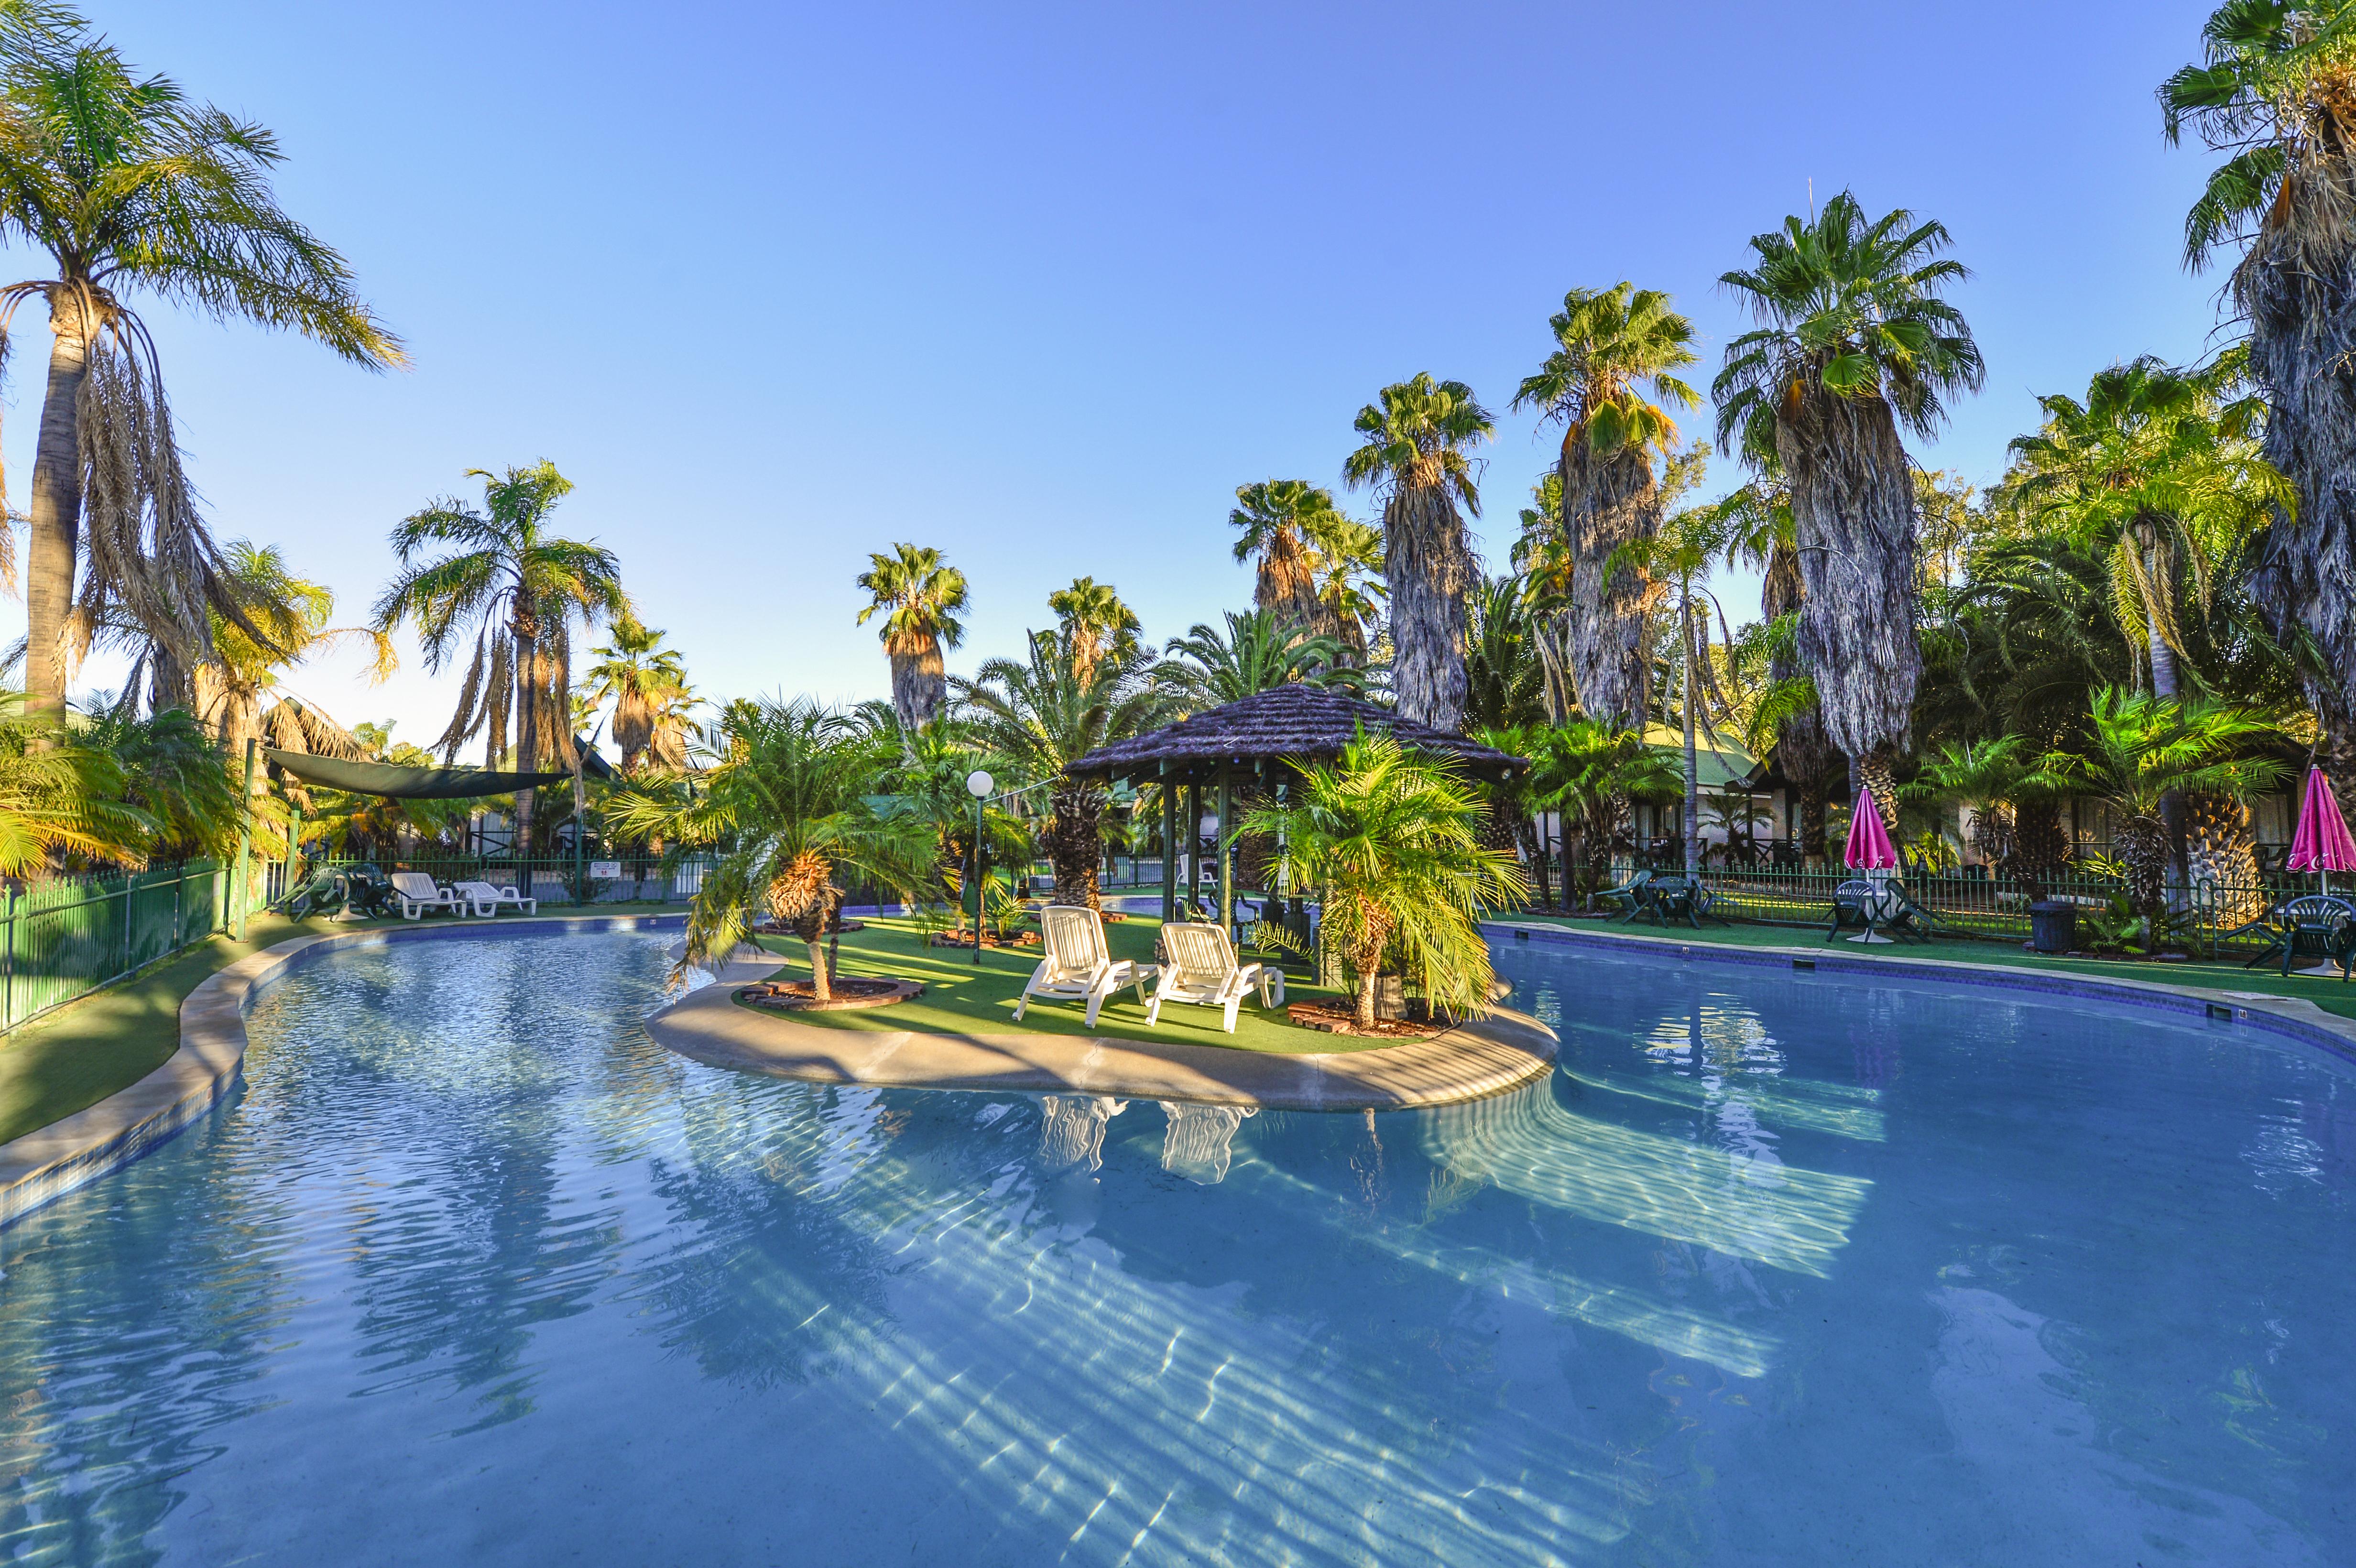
[{"xmin": 1065, "ymin": 683, "xmax": 1525, "ymax": 784}]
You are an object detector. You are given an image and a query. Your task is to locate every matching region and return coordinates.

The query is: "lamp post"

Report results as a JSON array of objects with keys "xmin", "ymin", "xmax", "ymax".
[{"xmin": 966, "ymin": 769, "xmax": 993, "ymax": 966}]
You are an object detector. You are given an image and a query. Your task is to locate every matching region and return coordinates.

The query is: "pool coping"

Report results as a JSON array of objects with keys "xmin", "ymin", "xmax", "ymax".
[
  {"xmin": 0, "ymin": 912, "xmax": 686, "ymax": 1230},
  {"xmin": 1484, "ymin": 917, "xmax": 2356, "ymax": 1069},
  {"xmin": 644, "ymin": 950, "xmax": 1561, "ymax": 1112}
]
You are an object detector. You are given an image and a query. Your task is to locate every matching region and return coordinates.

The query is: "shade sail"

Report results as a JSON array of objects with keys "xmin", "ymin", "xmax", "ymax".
[{"xmin": 264, "ymin": 749, "xmax": 576, "ymax": 801}]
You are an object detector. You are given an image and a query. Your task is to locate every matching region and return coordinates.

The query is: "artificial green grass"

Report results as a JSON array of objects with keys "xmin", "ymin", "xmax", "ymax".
[
  {"xmin": 0, "ymin": 911, "xmax": 406, "ymax": 1148},
  {"xmin": 1505, "ymin": 910, "xmax": 2356, "ymax": 1022},
  {"xmin": 742, "ymin": 914, "xmax": 1375, "ymax": 1054}
]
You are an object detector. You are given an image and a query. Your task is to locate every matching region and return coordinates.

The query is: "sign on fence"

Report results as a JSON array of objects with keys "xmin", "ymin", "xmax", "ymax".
[{"xmin": 589, "ymin": 861, "xmax": 622, "ymax": 880}]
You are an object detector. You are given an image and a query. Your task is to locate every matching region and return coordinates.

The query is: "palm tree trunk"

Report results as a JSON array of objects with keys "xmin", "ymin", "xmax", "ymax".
[
  {"xmin": 25, "ymin": 292, "xmax": 95, "ymax": 728},
  {"xmin": 1561, "ymin": 444, "xmax": 1660, "ymax": 726},
  {"xmin": 890, "ymin": 635, "xmax": 948, "ymax": 730},
  {"xmin": 1383, "ymin": 484, "xmax": 1474, "ymax": 732},
  {"xmin": 2145, "ymin": 600, "xmax": 2192, "ymax": 911},
  {"xmin": 1779, "ymin": 393, "xmax": 1921, "ymax": 764},
  {"xmin": 513, "ymin": 618, "xmax": 539, "ymax": 858},
  {"xmin": 1681, "ymin": 596, "xmax": 1700, "ymax": 877},
  {"xmin": 803, "ymin": 934, "xmax": 832, "ymax": 1002},
  {"xmin": 1354, "ymin": 969, "xmax": 1378, "ymax": 1030}
]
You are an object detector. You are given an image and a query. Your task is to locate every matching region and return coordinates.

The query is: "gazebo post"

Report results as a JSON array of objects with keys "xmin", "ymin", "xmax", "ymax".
[
  {"xmin": 1185, "ymin": 780, "xmax": 1201, "ymax": 914},
  {"xmin": 1159, "ymin": 766, "xmax": 1176, "ymax": 927},
  {"xmin": 1216, "ymin": 765, "xmax": 1233, "ymax": 938}
]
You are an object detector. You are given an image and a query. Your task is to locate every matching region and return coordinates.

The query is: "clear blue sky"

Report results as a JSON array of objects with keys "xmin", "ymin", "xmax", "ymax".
[{"xmin": 4, "ymin": 0, "xmax": 2231, "ymax": 746}]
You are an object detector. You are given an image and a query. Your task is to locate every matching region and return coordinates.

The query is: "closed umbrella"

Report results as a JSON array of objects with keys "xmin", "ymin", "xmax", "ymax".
[
  {"xmin": 1843, "ymin": 787, "xmax": 1900, "ymax": 943},
  {"xmin": 2288, "ymin": 766, "xmax": 2356, "ymax": 897},
  {"xmin": 1845, "ymin": 787, "xmax": 1898, "ymax": 871}
]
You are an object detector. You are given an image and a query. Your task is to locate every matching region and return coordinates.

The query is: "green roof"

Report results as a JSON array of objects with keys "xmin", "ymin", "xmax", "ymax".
[{"xmin": 1638, "ymin": 723, "xmax": 1759, "ymax": 791}]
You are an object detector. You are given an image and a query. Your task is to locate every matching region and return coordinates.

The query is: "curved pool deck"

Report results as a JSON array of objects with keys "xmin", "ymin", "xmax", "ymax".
[{"xmin": 643, "ymin": 947, "xmax": 1560, "ymax": 1112}]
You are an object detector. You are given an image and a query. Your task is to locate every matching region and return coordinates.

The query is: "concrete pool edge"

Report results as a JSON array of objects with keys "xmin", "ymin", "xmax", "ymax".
[
  {"xmin": 0, "ymin": 912, "xmax": 687, "ymax": 1230},
  {"xmin": 1486, "ymin": 918, "xmax": 2356, "ymax": 1067},
  {"xmin": 645, "ymin": 949, "xmax": 1560, "ymax": 1111}
]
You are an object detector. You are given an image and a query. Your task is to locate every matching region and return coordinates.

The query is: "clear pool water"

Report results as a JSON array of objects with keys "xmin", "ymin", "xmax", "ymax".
[{"xmin": 1, "ymin": 930, "xmax": 2351, "ymax": 1566}]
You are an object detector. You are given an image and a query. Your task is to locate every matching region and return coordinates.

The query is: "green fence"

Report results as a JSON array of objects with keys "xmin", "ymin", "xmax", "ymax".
[{"xmin": 0, "ymin": 859, "xmax": 232, "ymax": 1034}]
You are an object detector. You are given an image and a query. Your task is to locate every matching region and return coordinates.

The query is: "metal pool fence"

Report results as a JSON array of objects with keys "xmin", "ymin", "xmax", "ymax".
[
  {"xmin": 0, "ymin": 860, "xmax": 232, "ymax": 1035},
  {"xmin": 1555, "ymin": 863, "xmax": 2305, "ymax": 959}
]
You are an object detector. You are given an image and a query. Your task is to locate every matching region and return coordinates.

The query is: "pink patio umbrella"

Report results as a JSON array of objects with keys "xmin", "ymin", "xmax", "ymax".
[
  {"xmin": 2288, "ymin": 766, "xmax": 2356, "ymax": 896},
  {"xmin": 1845, "ymin": 787, "xmax": 1899, "ymax": 872}
]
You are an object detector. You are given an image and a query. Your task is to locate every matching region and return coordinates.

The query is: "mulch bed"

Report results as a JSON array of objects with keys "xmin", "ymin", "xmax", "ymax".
[
  {"xmin": 927, "ymin": 931, "xmax": 1040, "ymax": 949},
  {"xmin": 754, "ymin": 919, "xmax": 865, "ymax": 935},
  {"xmin": 1284, "ymin": 1002, "xmax": 1444, "ymax": 1041},
  {"xmin": 740, "ymin": 977, "xmax": 923, "ymax": 1012}
]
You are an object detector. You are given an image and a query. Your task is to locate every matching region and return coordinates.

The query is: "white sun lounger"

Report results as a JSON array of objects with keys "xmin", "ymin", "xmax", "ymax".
[
  {"xmin": 1013, "ymin": 905, "xmax": 1156, "ymax": 1028},
  {"xmin": 387, "ymin": 871, "xmax": 463, "ymax": 920},
  {"xmin": 1146, "ymin": 922, "xmax": 1284, "ymax": 1033},
  {"xmin": 452, "ymin": 880, "xmax": 538, "ymax": 917}
]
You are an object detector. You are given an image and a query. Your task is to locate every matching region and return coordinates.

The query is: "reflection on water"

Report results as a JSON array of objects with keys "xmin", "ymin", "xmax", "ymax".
[
  {"xmin": 0, "ymin": 932, "xmax": 2348, "ymax": 1566},
  {"xmin": 1158, "ymin": 1102, "xmax": 1255, "ymax": 1185}
]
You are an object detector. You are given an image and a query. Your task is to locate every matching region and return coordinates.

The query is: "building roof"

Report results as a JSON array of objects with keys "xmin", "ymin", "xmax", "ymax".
[
  {"xmin": 1065, "ymin": 683, "xmax": 1525, "ymax": 784},
  {"xmin": 1638, "ymin": 723, "xmax": 1762, "ymax": 792}
]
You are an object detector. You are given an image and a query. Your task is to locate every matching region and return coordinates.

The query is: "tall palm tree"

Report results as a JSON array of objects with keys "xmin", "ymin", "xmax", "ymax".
[
  {"xmin": 1159, "ymin": 609, "xmax": 1361, "ymax": 711},
  {"xmin": 372, "ymin": 462, "xmax": 626, "ymax": 857},
  {"xmin": 1512, "ymin": 283, "xmax": 1700, "ymax": 727},
  {"xmin": 2162, "ymin": 1, "xmax": 2356, "ymax": 805},
  {"xmin": 0, "ymin": 32, "xmax": 402, "ymax": 724},
  {"xmin": 607, "ymin": 700, "xmax": 931, "ymax": 999},
  {"xmin": 2002, "ymin": 354, "xmax": 2284, "ymax": 701},
  {"xmin": 1229, "ymin": 480, "xmax": 1342, "ymax": 632},
  {"xmin": 1715, "ymin": 191, "xmax": 1984, "ymax": 822},
  {"xmin": 580, "ymin": 612, "xmax": 688, "ymax": 773},
  {"xmin": 1248, "ymin": 732, "xmax": 1526, "ymax": 1029},
  {"xmin": 1046, "ymin": 576, "xmax": 1141, "ymax": 685},
  {"xmin": 955, "ymin": 635, "xmax": 1167, "ymax": 909},
  {"xmin": 1342, "ymin": 374, "xmax": 1493, "ymax": 731},
  {"xmin": 854, "ymin": 544, "xmax": 968, "ymax": 731}
]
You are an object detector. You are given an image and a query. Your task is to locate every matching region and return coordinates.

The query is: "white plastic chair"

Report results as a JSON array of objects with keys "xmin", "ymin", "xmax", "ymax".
[
  {"xmin": 1146, "ymin": 922, "xmax": 1284, "ymax": 1033},
  {"xmin": 387, "ymin": 871, "xmax": 462, "ymax": 919},
  {"xmin": 1013, "ymin": 905, "xmax": 1155, "ymax": 1028},
  {"xmin": 452, "ymin": 880, "xmax": 538, "ymax": 917}
]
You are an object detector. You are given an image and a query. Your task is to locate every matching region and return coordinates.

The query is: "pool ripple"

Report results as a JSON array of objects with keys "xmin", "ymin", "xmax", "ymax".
[{"xmin": 0, "ymin": 930, "xmax": 2349, "ymax": 1565}]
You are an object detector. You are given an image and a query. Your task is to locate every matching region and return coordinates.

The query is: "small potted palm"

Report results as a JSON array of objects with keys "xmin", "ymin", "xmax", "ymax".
[{"xmin": 1249, "ymin": 732, "xmax": 1527, "ymax": 1033}]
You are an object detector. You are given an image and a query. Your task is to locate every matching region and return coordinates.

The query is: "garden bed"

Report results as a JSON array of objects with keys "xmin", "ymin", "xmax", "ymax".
[
  {"xmin": 1283, "ymin": 1002, "xmax": 1444, "ymax": 1041},
  {"xmin": 740, "ymin": 977, "xmax": 924, "ymax": 1012}
]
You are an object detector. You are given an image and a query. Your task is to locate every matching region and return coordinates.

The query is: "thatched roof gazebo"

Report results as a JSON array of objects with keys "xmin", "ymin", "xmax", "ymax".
[{"xmin": 1064, "ymin": 683, "xmax": 1527, "ymax": 927}]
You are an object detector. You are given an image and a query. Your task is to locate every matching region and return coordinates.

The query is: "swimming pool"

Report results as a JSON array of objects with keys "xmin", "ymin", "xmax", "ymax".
[{"xmin": 0, "ymin": 928, "xmax": 2348, "ymax": 1566}]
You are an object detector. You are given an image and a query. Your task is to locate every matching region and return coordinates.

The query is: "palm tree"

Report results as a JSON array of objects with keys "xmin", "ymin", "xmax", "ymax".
[
  {"xmin": 854, "ymin": 544, "xmax": 968, "ymax": 731},
  {"xmin": 0, "ymin": 32, "xmax": 402, "ymax": 725},
  {"xmin": 956, "ymin": 635, "xmax": 1167, "ymax": 909},
  {"xmin": 2002, "ymin": 354, "xmax": 2284, "ymax": 701},
  {"xmin": 1229, "ymin": 480, "xmax": 1342, "ymax": 631},
  {"xmin": 372, "ymin": 462, "xmax": 626, "ymax": 857},
  {"xmin": 1512, "ymin": 283, "xmax": 1700, "ymax": 727},
  {"xmin": 2040, "ymin": 689, "xmax": 2284, "ymax": 930},
  {"xmin": 0, "ymin": 701, "xmax": 151, "ymax": 873},
  {"xmin": 1607, "ymin": 494, "xmax": 1742, "ymax": 875},
  {"xmin": 1160, "ymin": 610, "xmax": 1361, "ymax": 710},
  {"xmin": 76, "ymin": 701, "xmax": 249, "ymax": 861},
  {"xmin": 1247, "ymin": 732, "xmax": 1526, "ymax": 1029},
  {"xmin": 2162, "ymin": 1, "xmax": 2356, "ymax": 806},
  {"xmin": 1897, "ymin": 736, "xmax": 2070, "ymax": 884},
  {"xmin": 580, "ymin": 612, "xmax": 688, "ymax": 773},
  {"xmin": 1046, "ymin": 576, "xmax": 1141, "ymax": 685},
  {"xmin": 1307, "ymin": 512, "xmax": 1385, "ymax": 664},
  {"xmin": 1715, "ymin": 191, "xmax": 1985, "ymax": 822},
  {"xmin": 1342, "ymin": 374, "xmax": 1493, "ymax": 731},
  {"xmin": 607, "ymin": 700, "xmax": 931, "ymax": 1000},
  {"xmin": 1462, "ymin": 577, "xmax": 1550, "ymax": 733}
]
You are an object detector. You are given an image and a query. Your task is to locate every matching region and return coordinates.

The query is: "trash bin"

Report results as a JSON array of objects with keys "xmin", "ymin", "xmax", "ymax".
[{"xmin": 2028, "ymin": 901, "xmax": 2076, "ymax": 955}]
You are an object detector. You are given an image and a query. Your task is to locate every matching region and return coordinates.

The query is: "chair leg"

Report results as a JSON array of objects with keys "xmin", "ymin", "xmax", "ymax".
[{"xmin": 1222, "ymin": 995, "xmax": 1241, "ymax": 1032}]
